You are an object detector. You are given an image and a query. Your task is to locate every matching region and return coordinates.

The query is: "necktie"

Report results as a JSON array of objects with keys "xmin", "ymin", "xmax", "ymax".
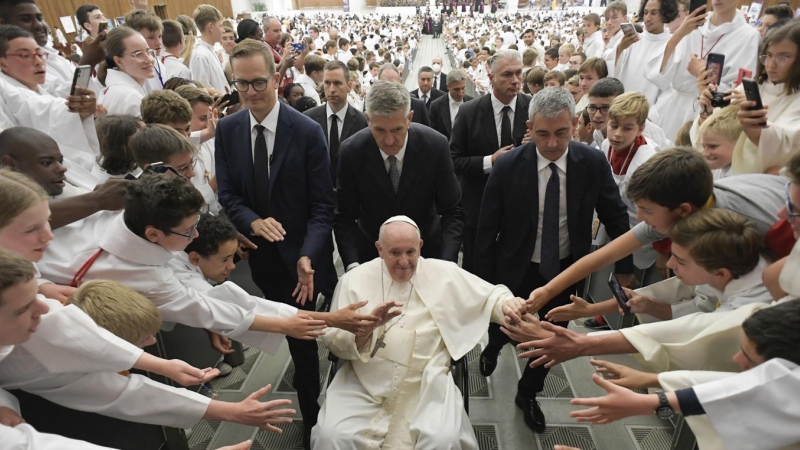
[
  {"xmin": 387, "ymin": 155, "xmax": 400, "ymax": 193},
  {"xmin": 422, "ymin": 93, "xmax": 428, "ymax": 105},
  {"xmin": 329, "ymin": 114, "xmax": 340, "ymax": 187},
  {"xmin": 539, "ymin": 163, "xmax": 560, "ymax": 280},
  {"xmin": 434, "ymin": 75, "xmax": 439, "ymax": 90},
  {"xmin": 500, "ymin": 105, "xmax": 513, "ymax": 147},
  {"xmin": 253, "ymin": 124, "xmax": 271, "ymax": 219}
]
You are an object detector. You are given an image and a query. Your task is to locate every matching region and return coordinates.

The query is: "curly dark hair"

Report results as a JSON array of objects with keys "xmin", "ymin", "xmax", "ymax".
[
  {"xmin": 184, "ymin": 213, "xmax": 238, "ymax": 257},
  {"xmin": 638, "ymin": 0, "xmax": 679, "ymax": 28},
  {"xmin": 124, "ymin": 173, "xmax": 204, "ymax": 239}
]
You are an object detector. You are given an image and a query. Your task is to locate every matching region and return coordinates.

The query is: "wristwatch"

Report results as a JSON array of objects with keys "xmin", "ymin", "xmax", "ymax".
[{"xmin": 655, "ymin": 391, "xmax": 674, "ymax": 419}]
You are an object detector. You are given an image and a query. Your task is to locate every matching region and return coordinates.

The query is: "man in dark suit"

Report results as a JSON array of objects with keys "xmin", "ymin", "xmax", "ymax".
[
  {"xmin": 335, "ymin": 80, "xmax": 464, "ymax": 269},
  {"xmin": 303, "ymin": 60, "xmax": 368, "ymax": 188},
  {"xmin": 431, "ymin": 56, "xmax": 448, "ymax": 92},
  {"xmin": 429, "ymin": 69, "xmax": 472, "ymax": 139},
  {"xmin": 409, "ymin": 66, "xmax": 445, "ymax": 109},
  {"xmin": 474, "ymin": 87, "xmax": 633, "ymax": 435},
  {"xmin": 215, "ymin": 40, "xmax": 334, "ymax": 449},
  {"xmin": 376, "ymin": 63, "xmax": 431, "ymax": 126},
  {"xmin": 450, "ymin": 49, "xmax": 531, "ymax": 273}
]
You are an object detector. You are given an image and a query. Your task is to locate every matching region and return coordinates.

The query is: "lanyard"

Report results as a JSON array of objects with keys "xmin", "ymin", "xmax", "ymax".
[
  {"xmin": 153, "ymin": 60, "xmax": 164, "ymax": 88},
  {"xmin": 700, "ymin": 34, "xmax": 725, "ymax": 60},
  {"xmin": 70, "ymin": 248, "xmax": 104, "ymax": 287}
]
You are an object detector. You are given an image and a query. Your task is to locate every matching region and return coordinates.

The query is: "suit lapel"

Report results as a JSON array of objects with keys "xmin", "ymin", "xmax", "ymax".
[
  {"xmin": 395, "ymin": 127, "xmax": 420, "ymax": 204},
  {"xmin": 479, "ymin": 95, "xmax": 498, "ymax": 150},
  {"xmin": 366, "ymin": 136, "xmax": 396, "ymax": 199},
  {"xmin": 316, "ymin": 107, "xmax": 328, "ymax": 141},
  {"xmin": 513, "ymin": 94, "xmax": 528, "ymax": 145},
  {"xmin": 238, "ymin": 111, "xmax": 256, "ymax": 201},
  {"xmin": 341, "ymin": 106, "xmax": 356, "ymax": 141},
  {"xmin": 269, "ymin": 103, "xmax": 293, "ymax": 197},
  {"xmin": 566, "ymin": 144, "xmax": 586, "ymax": 240}
]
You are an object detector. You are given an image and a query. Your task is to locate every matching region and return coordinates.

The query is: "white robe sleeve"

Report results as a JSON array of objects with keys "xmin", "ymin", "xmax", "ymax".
[
  {"xmin": 19, "ymin": 299, "xmax": 143, "ymax": 374},
  {"xmin": 322, "ymin": 275, "xmax": 369, "ymax": 362},
  {"xmin": 693, "ymin": 358, "xmax": 800, "ymax": 450},
  {"xmin": 0, "ymin": 388, "xmax": 20, "ymax": 413},
  {"xmin": 0, "ymin": 423, "xmax": 118, "ymax": 450}
]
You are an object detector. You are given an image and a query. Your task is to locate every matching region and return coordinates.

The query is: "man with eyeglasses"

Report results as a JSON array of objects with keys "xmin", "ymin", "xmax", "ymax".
[{"xmin": 215, "ymin": 39, "xmax": 334, "ymax": 450}]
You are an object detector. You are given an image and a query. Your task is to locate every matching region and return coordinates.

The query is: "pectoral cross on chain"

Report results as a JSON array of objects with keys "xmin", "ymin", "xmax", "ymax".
[{"xmin": 370, "ymin": 334, "xmax": 387, "ymax": 357}]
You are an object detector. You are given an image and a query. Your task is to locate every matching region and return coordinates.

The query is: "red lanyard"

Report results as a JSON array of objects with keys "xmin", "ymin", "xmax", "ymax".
[
  {"xmin": 700, "ymin": 34, "xmax": 725, "ymax": 60},
  {"xmin": 70, "ymin": 248, "xmax": 104, "ymax": 287}
]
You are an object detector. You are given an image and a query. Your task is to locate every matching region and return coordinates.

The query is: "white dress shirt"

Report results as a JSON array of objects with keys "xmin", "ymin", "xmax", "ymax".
[
  {"xmin": 249, "ymin": 101, "xmax": 281, "ymax": 165},
  {"xmin": 327, "ymin": 103, "xmax": 348, "ymax": 143},
  {"xmin": 483, "ymin": 93, "xmax": 516, "ymax": 173},
  {"xmin": 532, "ymin": 148, "xmax": 571, "ymax": 263},
  {"xmin": 448, "ymin": 92, "xmax": 464, "ymax": 128}
]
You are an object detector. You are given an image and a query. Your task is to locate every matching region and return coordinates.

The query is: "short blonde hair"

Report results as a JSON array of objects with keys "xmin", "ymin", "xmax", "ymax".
[
  {"xmin": 140, "ymin": 90, "xmax": 193, "ymax": 126},
  {"xmin": 231, "ymin": 39, "xmax": 276, "ymax": 76},
  {"xmin": 567, "ymin": 74, "xmax": 580, "ymax": 87},
  {"xmin": 670, "ymin": 209, "xmax": 761, "ymax": 279},
  {"xmin": 558, "ymin": 43, "xmax": 575, "ymax": 56},
  {"xmin": 193, "ymin": 4, "xmax": 222, "ymax": 33},
  {"xmin": 174, "ymin": 85, "xmax": 214, "ymax": 107},
  {"xmin": 68, "ymin": 280, "xmax": 161, "ymax": 345},
  {"xmin": 578, "ymin": 57, "xmax": 608, "ymax": 78},
  {"xmin": 699, "ymin": 105, "xmax": 742, "ymax": 144},
  {"xmin": 608, "ymin": 91, "xmax": 649, "ymax": 126},
  {"xmin": 604, "ymin": 1, "xmax": 628, "ymax": 18},
  {"xmin": 543, "ymin": 70, "xmax": 567, "ymax": 86},
  {"xmin": 0, "ymin": 169, "xmax": 47, "ymax": 231},
  {"xmin": 522, "ymin": 48, "xmax": 539, "ymax": 66}
]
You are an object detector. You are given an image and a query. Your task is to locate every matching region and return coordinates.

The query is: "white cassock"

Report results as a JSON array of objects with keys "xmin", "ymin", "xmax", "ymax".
[
  {"xmin": 189, "ymin": 41, "xmax": 229, "ymax": 93},
  {"xmin": 295, "ymin": 73, "xmax": 322, "ymax": 106},
  {"xmin": 732, "ymin": 81, "xmax": 800, "ymax": 174},
  {"xmin": 649, "ymin": 13, "xmax": 758, "ymax": 140},
  {"xmin": 38, "ymin": 212, "xmax": 291, "ymax": 354},
  {"xmin": 191, "ymin": 140, "xmax": 222, "ymax": 215},
  {"xmin": 1, "ymin": 423, "xmax": 116, "ymax": 450},
  {"xmin": 145, "ymin": 58, "xmax": 167, "ymax": 93},
  {"xmin": 0, "ymin": 76, "xmax": 101, "ymax": 190},
  {"xmin": 41, "ymin": 45, "xmax": 104, "ymax": 98},
  {"xmin": 616, "ymin": 29, "xmax": 671, "ymax": 108},
  {"xmin": 312, "ymin": 257, "xmax": 515, "ymax": 450},
  {"xmin": 582, "ymin": 31, "xmax": 603, "ymax": 59},
  {"xmin": 162, "ymin": 54, "xmax": 193, "ymax": 82},
  {"xmin": 600, "ymin": 30, "xmax": 623, "ymax": 77},
  {"xmin": 99, "ymin": 69, "xmax": 148, "ymax": 117}
]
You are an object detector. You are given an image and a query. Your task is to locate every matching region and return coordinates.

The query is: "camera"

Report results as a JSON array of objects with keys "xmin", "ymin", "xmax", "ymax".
[{"xmin": 710, "ymin": 91, "xmax": 730, "ymax": 108}]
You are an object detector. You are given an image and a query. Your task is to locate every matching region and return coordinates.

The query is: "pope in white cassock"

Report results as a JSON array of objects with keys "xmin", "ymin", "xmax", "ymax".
[{"xmin": 311, "ymin": 216, "xmax": 527, "ymax": 449}]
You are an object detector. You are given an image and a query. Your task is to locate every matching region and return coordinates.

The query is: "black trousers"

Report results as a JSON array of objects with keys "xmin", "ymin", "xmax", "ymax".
[
  {"xmin": 249, "ymin": 241, "xmax": 320, "ymax": 427},
  {"xmin": 462, "ymin": 225, "xmax": 478, "ymax": 274},
  {"xmin": 485, "ymin": 257, "xmax": 579, "ymax": 398}
]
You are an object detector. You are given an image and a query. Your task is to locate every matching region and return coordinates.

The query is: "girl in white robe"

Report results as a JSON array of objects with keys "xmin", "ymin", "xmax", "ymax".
[
  {"xmin": 731, "ymin": 21, "xmax": 800, "ymax": 175},
  {"xmin": 650, "ymin": 0, "xmax": 758, "ymax": 140},
  {"xmin": 98, "ymin": 28, "xmax": 156, "ymax": 118}
]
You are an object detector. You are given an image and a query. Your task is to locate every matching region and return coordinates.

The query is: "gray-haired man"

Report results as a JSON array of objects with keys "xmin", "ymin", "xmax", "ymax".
[{"xmin": 429, "ymin": 69, "xmax": 473, "ymax": 139}]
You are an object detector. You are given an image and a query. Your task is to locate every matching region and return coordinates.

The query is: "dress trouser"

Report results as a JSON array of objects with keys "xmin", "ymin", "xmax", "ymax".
[
  {"xmin": 485, "ymin": 257, "xmax": 579, "ymax": 398},
  {"xmin": 249, "ymin": 240, "xmax": 321, "ymax": 427},
  {"xmin": 461, "ymin": 225, "xmax": 478, "ymax": 274}
]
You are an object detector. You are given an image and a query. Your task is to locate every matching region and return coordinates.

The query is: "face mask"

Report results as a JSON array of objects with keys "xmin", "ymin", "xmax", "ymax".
[{"xmin": 432, "ymin": 63, "xmax": 442, "ymax": 73}]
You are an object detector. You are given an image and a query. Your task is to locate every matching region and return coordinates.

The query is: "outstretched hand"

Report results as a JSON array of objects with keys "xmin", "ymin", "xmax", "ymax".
[
  {"xmin": 370, "ymin": 301, "xmax": 404, "ymax": 328},
  {"xmin": 546, "ymin": 294, "xmax": 592, "ymax": 322},
  {"xmin": 332, "ymin": 300, "xmax": 380, "ymax": 336},
  {"xmin": 162, "ymin": 359, "xmax": 221, "ymax": 386},
  {"xmin": 229, "ymin": 384, "xmax": 295, "ymax": 433},
  {"xmin": 517, "ymin": 322, "xmax": 583, "ymax": 368},
  {"xmin": 501, "ymin": 313, "xmax": 549, "ymax": 342},
  {"xmin": 590, "ymin": 359, "xmax": 660, "ymax": 390},
  {"xmin": 569, "ymin": 374, "xmax": 657, "ymax": 424},
  {"xmin": 282, "ymin": 314, "xmax": 327, "ymax": 340}
]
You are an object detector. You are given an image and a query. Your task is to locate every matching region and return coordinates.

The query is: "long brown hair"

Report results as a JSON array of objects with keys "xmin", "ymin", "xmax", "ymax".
[{"xmin": 755, "ymin": 20, "xmax": 800, "ymax": 95}]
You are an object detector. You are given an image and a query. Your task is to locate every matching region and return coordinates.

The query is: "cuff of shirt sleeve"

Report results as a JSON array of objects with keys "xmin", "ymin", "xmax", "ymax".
[
  {"xmin": 346, "ymin": 263, "xmax": 360, "ymax": 272},
  {"xmin": 675, "ymin": 388, "xmax": 705, "ymax": 416},
  {"xmin": 483, "ymin": 155, "xmax": 493, "ymax": 174},
  {"xmin": 190, "ymin": 131, "xmax": 202, "ymax": 147}
]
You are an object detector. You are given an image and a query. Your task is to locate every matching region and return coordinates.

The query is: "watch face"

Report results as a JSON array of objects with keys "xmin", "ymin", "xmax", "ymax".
[{"xmin": 656, "ymin": 406, "xmax": 674, "ymax": 419}]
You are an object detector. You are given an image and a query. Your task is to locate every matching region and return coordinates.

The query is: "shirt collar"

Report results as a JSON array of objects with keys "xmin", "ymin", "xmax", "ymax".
[
  {"xmin": 491, "ymin": 92, "xmax": 515, "ymax": 115},
  {"xmin": 449, "ymin": 92, "xmax": 463, "ymax": 104},
  {"xmin": 197, "ymin": 39, "xmax": 215, "ymax": 50},
  {"xmin": 326, "ymin": 103, "xmax": 348, "ymax": 122},
  {"xmin": 536, "ymin": 146, "xmax": 569, "ymax": 173},
  {"xmin": 249, "ymin": 102, "xmax": 281, "ymax": 135},
  {"xmin": 100, "ymin": 213, "xmax": 176, "ymax": 266},
  {"xmin": 379, "ymin": 133, "xmax": 409, "ymax": 162}
]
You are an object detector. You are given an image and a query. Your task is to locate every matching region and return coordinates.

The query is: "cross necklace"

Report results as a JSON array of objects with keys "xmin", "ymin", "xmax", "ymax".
[{"xmin": 370, "ymin": 268, "xmax": 415, "ymax": 358}]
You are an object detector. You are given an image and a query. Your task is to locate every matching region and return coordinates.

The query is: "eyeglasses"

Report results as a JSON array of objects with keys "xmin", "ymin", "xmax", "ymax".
[
  {"xmin": 4, "ymin": 51, "xmax": 49, "ymax": 62},
  {"xmin": 166, "ymin": 215, "xmax": 200, "ymax": 239},
  {"xmin": 174, "ymin": 157, "xmax": 198, "ymax": 177},
  {"xmin": 785, "ymin": 183, "xmax": 800, "ymax": 221},
  {"xmin": 232, "ymin": 78, "xmax": 271, "ymax": 92},
  {"xmin": 586, "ymin": 105, "xmax": 611, "ymax": 114},
  {"xmin": 759, "ymin": 54, "xmax": 793, "ymax": 66},
  {"xmin": 125, "ymin": 49, "xmax": 157, "ymax": 62}
]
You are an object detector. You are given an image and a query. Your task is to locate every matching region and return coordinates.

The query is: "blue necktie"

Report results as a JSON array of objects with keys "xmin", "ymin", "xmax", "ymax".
[{"xmin": 540, "ymin": 163, "xmax": 560, "ymax": 280}]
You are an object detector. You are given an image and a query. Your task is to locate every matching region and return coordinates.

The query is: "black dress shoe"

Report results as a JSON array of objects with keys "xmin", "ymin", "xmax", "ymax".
[
  {"xmin": 515, "ymin": 394, "xmax": 546, "ymax": 433},
  {"xmin": 479, "ymin": 347, "xmax": 501, "ymax": 376}
]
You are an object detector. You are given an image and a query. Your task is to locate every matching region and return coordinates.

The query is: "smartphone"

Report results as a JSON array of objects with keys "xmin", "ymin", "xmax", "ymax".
[
  {"xmin": 290, "ymin": 42, "xmax": 305, "ymax": 52},
  {"xmin": 742, "ymin": 77, "xmax": 766, "ymax": 126},
  {"xmin": 98, "ymin": 22, "xmax": 108, "ymax": 33},
  {"xmin": 689, "ymin": 0, "xmax": 706, "ymax": 13},
  {"xmin": 620, "ymin": 22, "xmax": 635, "ymax": 36},
  {"xmin": 607, "ymin": 273, "xmax": 631, "ymax": 315},
  {"xmin": 736, "ymin": 68, "xmax": 753, "ymax": 86},
  {"xmin": 70, "ymin": 65, "xmax": 92, "ymax": 96},
  {"xmin": 705, "ymin": 52, "xmax": 724, "ymax": 87},
  {"xmin": 220, "ymin": 90, "xmax": 240, "ymax": 106}
]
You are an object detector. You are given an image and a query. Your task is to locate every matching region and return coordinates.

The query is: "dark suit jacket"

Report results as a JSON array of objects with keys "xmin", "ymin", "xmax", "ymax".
[
  {"xmin": 429, "ymin": 93, "xmax": 473, "ymax": 139},
  {"xmin": 215, "ymin": 103, "xmax": 335, "ymax": 286},
  {"xmin": 303, "ymin": 103, "xmax": 368, "ymax": 185},
  {"xmin": 410, "ymin": 87, "xmax": 445, "ymax": 109},
  {"xmin": 434, "ymin": 71, "xmax": 448, "ymax": 92},
  {"xmin": 334, "ymin": 124, "xmax": 464, "ymax": 267},
  {"xmin": 474, "ymin": 141, "xmax": 633, "ymax": 292},
  {"xmin": 450, "ymin": 93, "xmax": 531, "ymax": 227},
  {"xmin": 409, "ymin": 97, "xmax": 431, "ymax": 126}
]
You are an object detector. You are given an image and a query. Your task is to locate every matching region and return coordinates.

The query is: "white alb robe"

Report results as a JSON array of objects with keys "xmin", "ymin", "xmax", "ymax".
[
  {"xmin": 99, "ymin": 69, "xmax": 148, "ymax": 117},
  {"xmin": 162, "ymin": 54, "xmax": 193, "ymax": 82},
  {"xmin": 1, "ymin": 423, "xmax": 116, "ymax": 450},
  {"xmin": 313, "ymin": 257, "xmax": 514, "ymax": 449},
  {"xmin": 189, "ymin": 40, "xmax": 229, "ymax": 93},
  {"xmin": 650, "ymin": 13, "xmax": 759, "ymax": 140},
  {"xmin": 616, "ymin": 29, "xmax": 671, "ymax": 106},
  {"xmin": 583, "ymin": 31, "xmax": 603, "ymax": 59},
  {"xmin": 732, "ymin": 81, "xmax": 800, "ymax": 174},
  {"xmin": 38, "ymin": 212, "xmax": 290, "ymax": 354},
  {"xmin": 600, "ymin": 30, "xmax": 623, "ymax": 77}
]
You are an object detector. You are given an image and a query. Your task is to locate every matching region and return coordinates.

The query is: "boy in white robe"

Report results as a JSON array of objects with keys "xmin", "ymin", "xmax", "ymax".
[
  {"xmin": 189, "ymin": 6, "xmax": 230, "ymax": 93},
  {"xmin": 312, "ymin": 216, "xmax": 527, "ymax": 449}
]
